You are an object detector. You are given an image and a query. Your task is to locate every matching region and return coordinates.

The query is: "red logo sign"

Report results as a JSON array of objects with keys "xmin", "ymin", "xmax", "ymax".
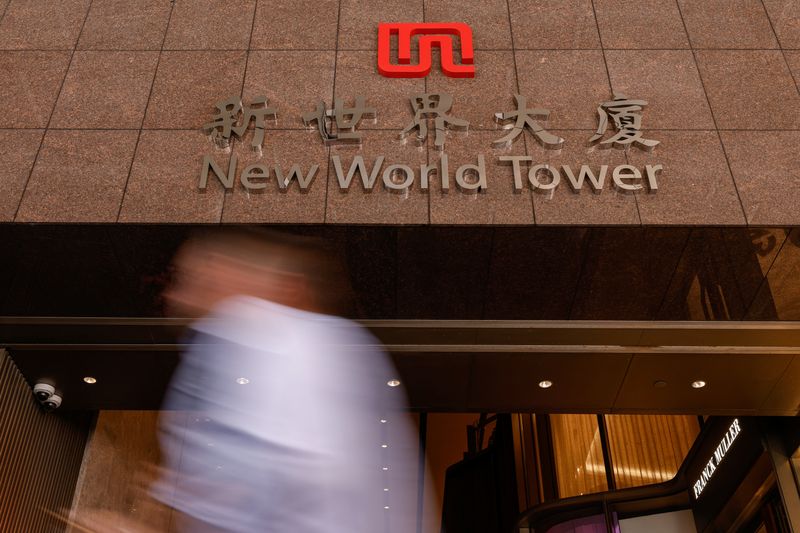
[{"xmin": 377, "ymin": 22, "xmax": 475, "ymax": 79}]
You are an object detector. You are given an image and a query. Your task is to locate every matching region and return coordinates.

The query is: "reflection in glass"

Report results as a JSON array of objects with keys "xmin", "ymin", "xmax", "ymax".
[
  {"xmin": 605, "ymin": 415, "xmax": 699, "ymax": 489},
  {"xmin": 550, "ymin": 415, "xmax": 608, "ymax": 498}
]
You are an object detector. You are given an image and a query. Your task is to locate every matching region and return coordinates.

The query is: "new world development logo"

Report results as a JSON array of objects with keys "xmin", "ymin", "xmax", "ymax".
[{"xmin": 198, "ymin": 23, "xmax": 662, "ymax": 196}]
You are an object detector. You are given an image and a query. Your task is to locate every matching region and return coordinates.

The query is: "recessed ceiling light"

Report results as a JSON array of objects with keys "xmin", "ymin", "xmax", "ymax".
[
  {"xmin": 382, "ymin": 466, "xmax": 389, "ymax": 471},
  {"xmin": 381, "ymin": 444, "xmax": 388, "ymax": 448},
  {"xmin": 236, "ymin": 377, "xmax": 250, "ymax": 385},
  {"xmin": 383, "ymin": 488, "xmax": 389, "ymax": 492},
  {"xmin": 380, "ymin": 419, "xmax": 387, "ymax": 424},
  {"xmin": 538, "ymin": 380, "xmax": 553, "ymax": 389},
  {"xmin": 387, "ymin": 379, "xmax": 401, "ymax": 387},
  {"xmin": 384, "ymin": 506, "xmax": 390, "ymax": 510},
  {"xmin": 83, "ymin": 376, "xmax": 97, "ymax": 384},
  {"xmin": 691, "ymin": 380, "xmax": 706, "ymax": 389}
]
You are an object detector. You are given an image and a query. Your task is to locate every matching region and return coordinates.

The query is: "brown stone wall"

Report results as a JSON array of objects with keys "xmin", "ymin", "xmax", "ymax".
[{"xmin": 0, "ymin": 0, "xmax": 798, "ymax": 225}]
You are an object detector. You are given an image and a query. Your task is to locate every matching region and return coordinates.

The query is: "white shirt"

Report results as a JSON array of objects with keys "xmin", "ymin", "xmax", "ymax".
[{"xmin": 152, "ymin": 296, "xmax": 428, "ymax": 533}]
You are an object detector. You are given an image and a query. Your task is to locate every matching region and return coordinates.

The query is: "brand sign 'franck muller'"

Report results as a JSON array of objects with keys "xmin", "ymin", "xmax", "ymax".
[{"xmin": 692, "ymin": 419, "xmax": 742, "ymax": 500}]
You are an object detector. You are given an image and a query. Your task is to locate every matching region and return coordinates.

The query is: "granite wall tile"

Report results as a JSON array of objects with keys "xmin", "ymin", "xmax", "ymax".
[
  {"xmin": 570, "ymin": 227, "xmax": 690, "ymax": 320},
  {"xmin": 0, "ymin": 52, "xmax": 71, "ymax": 128},
  {"xmin": 428, "ymin": 130, "xmax": 533, "ymax": 225},
  {"xmin": 396, "ymin": 227, "xmax": 493, "ymax": 318},
  {"xmin": 677, "ymin": 0, "xmax": 778, "ymax": 49},
  {"xmin": 325, "ymin": 131, "xmax": 428, "ymax": 224},
  {"xmin": 629, "ymin": 131, "xmax": 745, "ymax": 225},
  {"xmin": 338, "ymin": 0, "xmax": 423, "ymax": 50},
  {"xmin": 695, "ymin": 50, "xmax": 800, "ymax": 130},
  {"xmin": 221, "ymin": 131, "xmax": 328, "ymax": 223},
  {"xmin": 786, "ymin": 51, "xmax": 800, "ymax": 88},
  {"xmin": 426, "ymin": 51, "xmax": 516, "ymax": 130},
  {"xmin": 164, "ymin": 0, "xmax": 256, "ymax": 50},
  {"xmin": 143, "ymin": 51, "xmax": 247, "ymax": 129},
  {"xmin": 251, "ymin": 0, "xmax": 339, "ymax": 50},
  {"xmin": 483, "ymin": 227, "xmax": 589, "ymax": 319},
  {"xmin": 119, "ymin": 130, "xmax": 227, "ymax": 223},
  {"xmin": 334, "ymin": 51, "xmax": 425, "ymax": 130},
  {"xmin": 594, "ymin": 0, "xmax": 689, "ymax": 49},
  {"xmin": 515, "ymin": 50, "xmax": 610, "ymax": 129},
  {"xmin": 509, "ymin": 0, "xmax": 600, "ymax": 49},
  {"xmin": 605, "ymin": 50, "xmax": 715, "ymax": 130},
  {"xmin": 425, "ymin": 0, "xmax": 512, "ymax": 50},
  {"xmin": 51, "ymin": 51, "xmax": 159, "ymax": 129},
  {"xmin": 527, "ymin": 130, "xmax": 639, "ymax": 225},
  {"xmin": 0, "ymin": 0, "xmax": 91, "ymax": 50},
  {"xmin": 0, "ymin": 130, "xmax": 43, "ymax": 221},
  {"xmin": 77, "ymin": 0, "xmax": 171, "ymax": 50},
  {"xmin": 724, "ymin": 227, "xmax": 787, "ymax": 315},
  {"xmin": 244, "ymin": 51, "xmax": 335, "ymax": 129},
  {"xmin": 342, "ymin": 227, "xmax": 398, "ymax": 318},
  {"xmin": 657, "ymin": 228, "xmax": 748, "ymax": 320},
  {"xmin": 763, "ymin": 0, "xmax": 800, "ymax": 49},
  {"xmin": 16, "ymin": 130, "xmax": 138, "ymax": 223},
  {"xmin": 719, "ymin": 131, "xmax": 800, "ymax": 226},
  {"xmin": 747, "ymin": 229, "xmax": 800, "ymax": 320}
]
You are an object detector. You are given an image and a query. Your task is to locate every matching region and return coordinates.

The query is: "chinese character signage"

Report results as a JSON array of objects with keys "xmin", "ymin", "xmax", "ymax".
[{"xmin": 198, "ymin": 21, "xmax": 664, "ymax": 198}]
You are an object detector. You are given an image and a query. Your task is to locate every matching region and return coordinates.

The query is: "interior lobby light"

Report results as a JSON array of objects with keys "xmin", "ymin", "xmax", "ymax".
[
  {"xmin": 538, "ymin": 380, "xmax": 553, "ymax": 389},
  {"xmin": 387, "ymin": 379, "xmax": 401, "ymax": 387},
  {"xmin": 691, "ymin": 380, "xmax": 707, "ymax": 389},
  {"xmin": 235, "ymin": 377, "xmax": 250, "ymax": 385},
  {"xmin": 380, "ymin": 419, "xmax": 387, "ymax": 423},
  {"xmin": 82, "ymin": 376, "xmax": 97, "ymax": 384}
]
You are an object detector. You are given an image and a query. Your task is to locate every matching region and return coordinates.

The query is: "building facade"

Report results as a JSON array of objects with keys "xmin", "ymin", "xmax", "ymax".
[{"xmin": 1, "ymin": 1, "xmax": 800, "ymax": 532}]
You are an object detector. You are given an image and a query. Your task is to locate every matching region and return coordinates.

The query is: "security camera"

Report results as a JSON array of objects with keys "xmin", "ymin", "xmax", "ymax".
[
  {"xmin": 42, "ymin": 394, "xmax": 62, "ymax": 412},
  {"xmin": 33, "ymin": 383, "xmax": 55, "ymax": 402}
]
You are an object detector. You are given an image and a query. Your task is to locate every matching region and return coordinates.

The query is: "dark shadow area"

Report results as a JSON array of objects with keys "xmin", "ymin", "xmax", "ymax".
[{"xmin": 0, "ymin": 225, "xmax": 795, "ymax": 320}]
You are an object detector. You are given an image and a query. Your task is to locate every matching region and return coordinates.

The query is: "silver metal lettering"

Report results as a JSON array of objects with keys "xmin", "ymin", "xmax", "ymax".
[
  {"xmin": 332, "ymin": 155, "xmax": 385, "ymax": 190},
  {"xmin": 498, "ymin": 155, "xmax": 531, "ymax": 191},
  {"xmin": 529, "ymin": 164, "xmax": 560, "ymax": 191},
  {"xmin": 199, "ymin": 153, "xmax": 237, "ymax": 190},
  {"xmin": 274, "ymin": 164, "xmax": 319, "ymax": 191},
  {"xmin": 383, "ymin": 164, "xmax": 414, "ymax": 190},
  {"xmin": 455, "ymin": 155, "xmax": 486, "ymax": 192},
  {"xmin": 561, "ymin": 164, "xmax": 608, "ymax": 192},
  {"xmin": 645, "ymin": 164, "xmax": 662, "ymax": 191},
  {"xmin": 612, "ymin": 165, "xmax": 643, "ymax": 192},
  {"xmin": 241, "ymin": 163, "xmax": 269, "ymax": 190}
]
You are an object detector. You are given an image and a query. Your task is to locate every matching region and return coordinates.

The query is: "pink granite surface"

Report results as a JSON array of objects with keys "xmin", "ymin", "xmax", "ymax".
[{"xmin": 0, "ymin": 0, "xmax": 797, "ymax": 225}]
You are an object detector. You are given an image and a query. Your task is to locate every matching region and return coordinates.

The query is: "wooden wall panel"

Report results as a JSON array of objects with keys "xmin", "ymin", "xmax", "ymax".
[
  {"xmin": 550, "ymin": 415, "xmax": 608, "ymax": 498},
  {"xmin": 67, "ymin": 410, "xmax": 183, "ymax": 532},
  {"xmin": 0, "ymin": 350, "xmax": 91, "ymax": 533},
  {"xmin": 605, "ymin": 414, "xmax": 699, "ymax": 489}
]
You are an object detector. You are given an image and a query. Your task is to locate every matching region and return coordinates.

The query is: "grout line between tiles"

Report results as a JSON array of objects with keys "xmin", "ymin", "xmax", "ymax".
[{"xmin": 12, "ymin": 0, "xmax": 94, "ymax": 222}]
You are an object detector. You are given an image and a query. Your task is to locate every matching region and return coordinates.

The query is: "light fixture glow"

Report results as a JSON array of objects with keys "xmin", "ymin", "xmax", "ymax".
[
  {"xmin": 236, "ymin": 377, "xmax": 250, "ymax": 385},
  {"xmin": 538, "ymin": 380, "xmax": 553, "ymax": 389},
  {"xmin": 382, "ymin": 466, "xmax": 389, "ymax": 471},
  {"xmin": 381, "ymin": 444, "xmax": 388, "ymax": 448},
  {"xmin": 383, "ymin": 488, "xmax": 389, "ymax": 492},
  {"xmin": 83, "ymin": 376, "xmax": 97, "ymax": 384},
  {"xmin": 380, "ymin": 419, "xmax": 387, "ymax": 423},
  {"xmin": 387, "ymin": 379, "xmax": 401, "ymax": 387},
  {"xmin": 691, "ymin": 380, "xmax": 706, "ymax": 389},
  {"xmin": 384, "ymin": 506, "xmax": 390, "ymax": 510}
]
